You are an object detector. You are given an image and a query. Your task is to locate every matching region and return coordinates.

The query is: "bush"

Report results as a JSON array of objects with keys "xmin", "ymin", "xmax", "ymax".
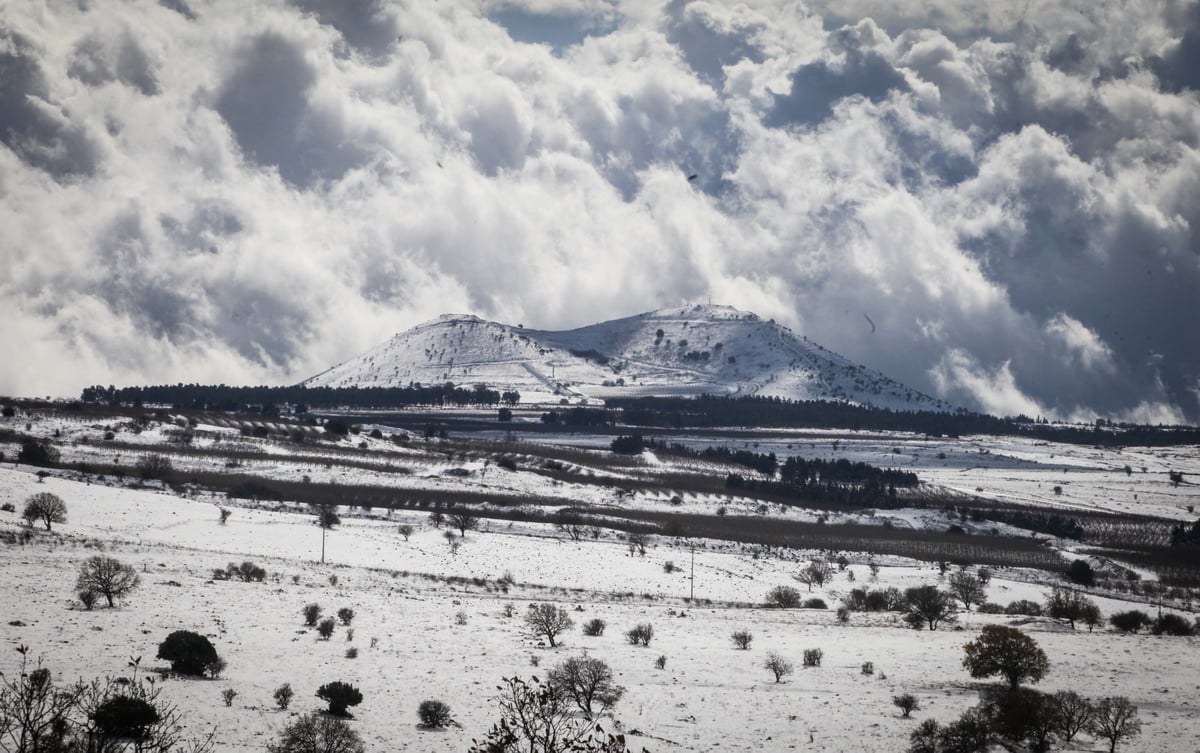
[
  {"xmin": 78, "ymin": 590, "xmax": 98, "ymax": 610},
  {"xmin": 903, "ymin": 585, "xmax": 957, "ymax": 630},
  {"xmin": 274, "ymin": 683, "xmax": 294, "ymax": 710},
  {"xmin": 763, "ymin": 652, "xmax": 793, "ymax": 682},
  {"xmin": 731, "ymin": 630, "xmax": 753, "ymax": 650},
  {"xmin": 654, "ymin": 655, "xmax": 667, "ymax": 669},
  {"xmin": 861, "ymin": 661, "xmax": 874, "ymax": 675},
  {"xmin": 17, "ymin": 439, "xmax": 59, "ymax": 467},
  {"xmin": 1066, "ymin": 559, "xmax": 1095, "ymax": 586},
  {"xmin": 582, "ymin": 618, "xmax": 606, "ymax": 636},
  {"xmin": 0, "ymin": 502, "xmax": 14, "ymax": 512},
  {"xmin": 976, "ymin": 602, "xmax": 1005, "ymax": 614},
  {"xmin": 1150, "ymin": 613, "xmax": 1195, "ymax": 636},
  {"xmin": 764, "ymin": 585, "xmax": 803, "ymax": 608},
  {"xmin": 267, "ymin": 712, "xmax": 364, "ymax": 753},
  {"xmin": 316, "ymin": 681, "xmax": 363, "ymax": 717},
  {"xmin": 93, "ymin": 695, "xmax": 160, "ymax": 741},
  {"xmin": 337, "ymin": 607, "xmax": 355, "ymax": 626},
  {"xmin": 1004, "ymin": 600, "xmax": 1043, "ymax": 617},
  {"xmin": 1109, "ymin": 610, "xmax": 1151, "ymax": 634},
  {"xmin": 802, "ymin": 598, "xmax": 827, "ymax": 609},
  {"xmin": 222, "ymin": 688, "xmax": 238, "ymax": 707},
  {"xmin": 893, "ymin": 693, "xmax": 919, "ymax": 717},
  {"xmin": 626, "ymin": 623, "xmax": 654, "ymax": 646},
  {"xmin": 418, "ymin": 699, "xmax": 453, "ymax": 728},
  {"xmin": 136, "ymin": 454, "xmax": 173, "ymax": 480},
  {"xmin": 345, "ymin": 647, "xmax": 358, "ymax": 659},
  {"xmin": 802, "ymin": 648, "xmax": 823, "ymax": 667},
  {"xmin": 303, "ymin": 603, "xmax": 322, "ymax": 626},
  {"xmin": 157, "ymin": 630, "xmax": 219, "ymax": 676},
  {"xmin": 317, "ymin": 618, "xmax": 336, "ymax": 640}
]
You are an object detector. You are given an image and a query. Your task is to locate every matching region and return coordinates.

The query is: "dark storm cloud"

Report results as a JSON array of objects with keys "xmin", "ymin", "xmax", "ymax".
[
  {"xmin": 0, "ymin": 29, "xmax": 97, "ymax": 179},
  {"xmin": 215, "ymin": 32, "xmax": 366, "ymax": 186},
  {"xmin": 1151, "ymin": 1, "xmax": 1200, "ymax": 92},
  {"xmin": 291, "ymin": 0, "xmax": 399, "ymax": 61},
  {"xmin": 68, "ymin": 31, "xmax": 160, "ymax": 95},
  {"xmin": 766, "ymin": 25, "xmax": 909, "ymax": 128},
  {"xmin": 159, "ymin": 0, "xmax": 196, "ymax": 20}
]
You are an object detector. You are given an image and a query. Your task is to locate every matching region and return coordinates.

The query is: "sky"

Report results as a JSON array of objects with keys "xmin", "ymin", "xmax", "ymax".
[{"xmin": 2, "ymin": 0, "xmax": 1198, "ymax": 423}]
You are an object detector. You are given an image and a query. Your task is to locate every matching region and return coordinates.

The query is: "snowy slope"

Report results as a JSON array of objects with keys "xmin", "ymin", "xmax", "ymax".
[{"xmin": 304, "ymin": 304, "xmax": 952, "ymax": 410}]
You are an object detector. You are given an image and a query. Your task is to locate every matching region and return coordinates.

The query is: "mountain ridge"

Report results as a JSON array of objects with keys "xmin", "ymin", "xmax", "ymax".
[{"xmin": 303, "ymin": 304, "xmax": 953, "ymax": 411}]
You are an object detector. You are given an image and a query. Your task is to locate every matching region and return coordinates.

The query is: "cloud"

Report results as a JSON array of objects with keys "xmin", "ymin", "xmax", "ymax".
[{"xmin": 0, "ymin": 0, "xmax": 1197, "ymax": 425}]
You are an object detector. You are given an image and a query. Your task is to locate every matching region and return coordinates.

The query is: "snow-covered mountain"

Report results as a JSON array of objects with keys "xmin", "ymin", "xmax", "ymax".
[{"xmin": 303, "ymin": 304, "xmax": 953, "ymax": 410}]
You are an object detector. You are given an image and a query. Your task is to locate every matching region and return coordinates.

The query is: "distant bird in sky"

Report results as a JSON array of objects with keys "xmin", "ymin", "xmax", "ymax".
[{"xmin": 687, "ymin": 173, "xmax": 698, "ymax": 182}]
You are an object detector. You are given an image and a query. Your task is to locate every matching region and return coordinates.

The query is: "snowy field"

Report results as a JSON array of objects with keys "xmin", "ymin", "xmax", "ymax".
[{"xmin": 1, "ymin": 408, "xmax": 1199, "ymax": 752}]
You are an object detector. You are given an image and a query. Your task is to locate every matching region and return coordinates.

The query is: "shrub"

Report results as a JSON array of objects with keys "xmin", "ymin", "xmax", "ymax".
[
  {"xmin": 1004, "ymin": 600, "xmax": 1043, "ymax": 617},
  {"xmin": 626, "ymin": 623, "xmax": 653, "ymax": 646},
  {"xmin": 316, "ymin": 681, "xmax": 363, "ymax": 717},
  {"xmin": 731, "ymin": 630, "xmax": 753, "ymax": 650},
  {"xmin": 235, "ymin": 561, "xmax": 266, "ymax": 582},
  {"xmin": 206, "ymin": 656, "xmax": 227, "ymax": 679},
  {"xmin": 267, "ymin": 712, "xmax": 364, "ymax": 753},
  {"xmin": 763, "ymin": 652, "xmax": 793, "ymax": 683},
  {"xmin": 582, "ymin": 618, "xmax": 606, "ymax": 636},
  {"xmin": 0, "ymin": 502, "xmax": 14, "ymax": 512},
  {"xmin": 802, "ymin": 648, "xmax": 822, "ymax": 667},
  {"xmin": 136, "ymin": 454, "xmax": 173, "ymax": 480},
  {"xmin": 455, "ymin": 612, "xmax": 468, "ymax": 626},
  {"xmin": 274, "ymin": 683, "xmax": 294, "ymax": 710},
  {"xmin": 893, "ymin": 693, "xmax": 919, "ymax": 717},
  {"xmin": 802, "ymin": 598, "xmax": 827, "ymax": 609},
  {"xmin": 1109, "ymin": 610, "xmax": 1151, "ymax": 634},
  {"xmin": 222, "ymin": 688, "xmax": 237, "ymax": 707},
  {"xmin": 219, "ymin": 508, "xmax": 232, "ymax": 524},
  {"xmin": 303, "ymin": 603, "xmax": 322, "ymax": 626},
  {"xmin": 1150, "ymin": 613, "xmax": 1194, "ymax": 636},
  {"xmin": 418, "ymin": 699, "xmax": 453, "ymax": 728},
  {"xmin": 468, "ymin": 676, "xmax": 634, "ymax": 753},
  {"xmin": 962, "ymin": 625, "xmax": 1048, "ymax": 690},
  {"xmin": 92, "ymin": 694, "xmax": 160, "ymax": 741},
  {"xmin": 78, "ymin": 590, "xmax": 98, "ymax": 610},
  {"xmin": 398, "ymin": 524, "xmax": 415, "ymax": 541},
  {"xmin": 861, "ymin": 661, "xmax": 874, "ymax": 675},
  {"xmin": 317, "ymin": 618, "xmax": 336, "ymax": 640},
  {"xmin": 764, "ymin": 585, "xmax": 803, "ymax": 608},
  {"xmin": 345, "ymin": 647, "xmax": 358, "ymax": 659},
  {"xmin": 976, "ymin": 602, "xmax": 1005, "ymax": 614},
  {"xmin": 548, "ymin": 656, "xmax": 626, "ymax": 717},
  {"xmin": 337, "ymin": 607, "xmax": 355, "ymax": 626},
  {"xmin": 1066, "ymin": 559, "xmax": 1095, "ymax": 586},
  {"xmin": 836, "ymin": 606, "xmax": 850, "ymax": 623},
  {"xmin": 75, "ymin": 556, "xmax": 140, "ymax": 607},
  {"xmin": 903, "ymin": 585, "xmax": 957, "ymax": 630},
  {"xmin": 157, "ymin": 630, "xmax": 218, "ymax": 676}
]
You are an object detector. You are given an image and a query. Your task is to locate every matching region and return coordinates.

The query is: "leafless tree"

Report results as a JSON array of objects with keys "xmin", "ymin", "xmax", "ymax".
[
  {"xmin": 794, "ymin": 561, "xmax": 833, "ymax": 591},
  {"xmin": 1045, "ymin": 588, "xmax": 1097, "ymax": 630},
  {"xmin": 1052, "ymin": 690, "xmax": 1093, "ymax": 743},
  {"xmin": 75, "ymin": 556, "xmax": 140, "ymax": 607},
  {"xmin": 1089, "ymin": 697, "xmax": 1141, "ymax": 753},
  {"xmin": 948, "ymin": 571, "xmax": 986, "ymax": 611},
  {"xmin": 626, "ymin": 533, "xmax": 649, "ymax": 557},
  {"xmin": 447, "ymin": 510, "xmax": 479, "ymax": 537},
  {"xmin": 555, "ymin": 510, "xmax": 588, "ymax": 542},
  {"xmin": 22, "ymin": 492, "xmax": 66, "ymax": 531},
  {"xmin": 397, "ymin": 524, "xmax": 415, "ymax": 541},
  {"xmin": 731, "ymin": 631, "xmax": 753, "ymax": 650},
  {"xmin": 267, "ymin": 712, "xmax": 364, "ymax": 753},
  {"xmin": 548, "ymin": 656, "xmax": 625, "ymax": 718},
  {"xmin": 903, "ymin": 586, "xmax": 957, "ymax": 630},
  {"xmin": 468, "ymin": 676, "xmax": 638, "ymax": 753},
  {"xmin": 524, "ymin": 604, "xmax": 574, "ymax": 648},
  {"xmin": 763, "ymin": 652, "xmax": 793, "ymax": 683}
]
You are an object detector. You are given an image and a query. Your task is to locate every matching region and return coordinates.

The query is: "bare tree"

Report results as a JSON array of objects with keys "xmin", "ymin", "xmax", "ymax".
[
  {"xmin": 1052, "ymin": 690, "xmax": 1093, "ymax": 743},
  {"xmin": 893, "ymin": 694, "xmax": 920, "ymax": 717},
  {"xmin": 397, "ymin": 524, "xmax": 415, "ymax": 541},
  {"xmin": 1045, "ymin": 588, "xmax": 1097, "ymax": 630},
  {"xmin": 626, "ymin": 533, "xmax": 649, "ymax": 557},
  {"xmin": 136, "ymin": 454, "xmax": 173, "ymax": 480},
  {"xmin": 555, "ymin": 510, "xmax": 588, "ymax": 542},
  {"xmin": 524, "ymin": 604, "xmax": 574, "ymax": 648},
  {"xmin": 0, "ymin": 650, "xmax": 81, "ymax": 752},
  {"xmin": 75, "ymin": 556, "xmax": 140, "ymax": 607},
  {"xmin": 763, "ymin": 652, "xmax": 793, "ymax": 683},
  {"xmin": 731, "ymin": 630, "xmax": 753, "ymax": 650},
  {"xmin": 548, "ymin": 656, "xmax": 625, "ymax": 718},
  {"xmin": 268, "ymin": 712, "xmax": 364, "ymax": 753},
  {"xmin": 22, "ymin": 492, "xmax": 66, "ymax": 531},
  {"xmin": 468, "ymin": 676, "xmax": 636, "ymax": 753},
  {"xmin": 794, "ymin": 561, "xmax": 833, "ymax": 591},
  {"xmin": 903, "ymin": 586, "xmax": 957, "ymax": 630},
  {"xmin": 1089, "ymin": 697, "xmax": 1141, "ymax": 753},
  {"xmin": 948, "ymin": 571, "xmax": 986, "ymax": 611},
  {"xmin": 447, "ymin": 510, "xmax": 479, "ymax": 537}
]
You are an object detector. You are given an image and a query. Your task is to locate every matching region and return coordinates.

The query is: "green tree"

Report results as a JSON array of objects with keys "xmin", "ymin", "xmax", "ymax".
[{"xmin": 962, "ymin": 626, "xmax": 1048, "ymax": 691}]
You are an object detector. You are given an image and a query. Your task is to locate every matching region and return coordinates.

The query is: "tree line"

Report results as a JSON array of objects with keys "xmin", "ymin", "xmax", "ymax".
[{"xmin": 80, "ymin": 383, "xmax": 520, "ymax": 411}]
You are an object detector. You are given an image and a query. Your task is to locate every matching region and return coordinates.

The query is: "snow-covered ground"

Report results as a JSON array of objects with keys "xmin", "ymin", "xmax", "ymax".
[{"xmin": 2, "ymin": 407, "xmax": 1198, "ymax": 752}]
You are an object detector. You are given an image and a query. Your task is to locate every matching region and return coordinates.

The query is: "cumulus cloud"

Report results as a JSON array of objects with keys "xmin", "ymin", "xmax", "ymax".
[{"xmin": 0, "ymin": 0, "xmax": 1198, "ymax": 423}]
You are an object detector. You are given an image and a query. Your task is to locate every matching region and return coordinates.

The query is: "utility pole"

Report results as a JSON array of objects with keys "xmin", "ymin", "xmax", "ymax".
[{"xmin": 321, "ymin": 525, "xmax": 327, "ymax": 565}]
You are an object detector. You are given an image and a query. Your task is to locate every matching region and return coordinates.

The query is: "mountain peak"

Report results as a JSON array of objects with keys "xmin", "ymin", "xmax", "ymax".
[{"xmin": 305, "ymin": 306, "xmax": 952, "ymax": 411}]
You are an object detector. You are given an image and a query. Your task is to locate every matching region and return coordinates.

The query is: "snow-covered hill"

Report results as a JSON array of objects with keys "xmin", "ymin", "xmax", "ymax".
[{"xmin": 304, "ymin": 304, "xmax": 953, "ymax": 410}]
